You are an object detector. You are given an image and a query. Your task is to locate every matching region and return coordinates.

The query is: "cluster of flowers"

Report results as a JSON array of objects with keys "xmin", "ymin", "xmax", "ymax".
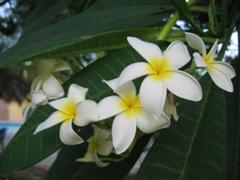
[{"xmin": 32, "ymin": 33, "xmax": 236, "ymax": 167}]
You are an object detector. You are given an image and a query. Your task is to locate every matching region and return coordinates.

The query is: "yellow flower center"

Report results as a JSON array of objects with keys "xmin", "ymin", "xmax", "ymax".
[
  {"xmin": 203, "ymin": 54, "xmax": 216, "ymax": 72},
  {"xmin": 60, "ymin": 100, "xmax": 77, "ymax": 122},
  {"xmin": 119, "ymin": 95, "xmax": 143, "ymax": 118},
  {"xmin": 146, "ymin": 58, "xmax": 173, "ymax": 80}
]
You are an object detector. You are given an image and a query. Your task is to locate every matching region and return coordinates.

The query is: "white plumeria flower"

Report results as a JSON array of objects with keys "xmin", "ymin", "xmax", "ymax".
[
  {"xmin": 77, "ymin": 126, "xmax": 113, "ymax": 167},
  {"xmin": 98, "ymin": 79, "xmax": 170, "ymax": 154},
  {"xmin": 30, "ymin": 60, "xmax": 72, "ymax": 107},
  {"xmin": 185, "ymin": 32, "xmax": 236, "ymax": 92},
  {"xmin": 111, "ymin": 37, "xmax": 202, "ymax": 118},
  {"xmin": 34, "ymin": 84, "xmax": 99, "ymax": 145}
]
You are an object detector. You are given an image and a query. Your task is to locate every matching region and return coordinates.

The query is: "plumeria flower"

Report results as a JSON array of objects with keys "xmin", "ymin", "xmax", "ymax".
[
  {"xmin": 98, "ymin": 79, "xmax": 170, "ymax": 154},
  {"xmin": 185, "ymin": 32, "xmax": 236, "ymax": 92},
  {"xmin": 77, "ymin": 126, "xmax": 113, "ymax": 167},
  {"xmin": 111, "ymin": 37, "xmax": 202, "ymax": 118},
  {"xmin": 30, "ymin": 60, "xmax": 72, "ymax": 107},
  {"xmin": 34, "ymin": 84, "xmax": 99, "ymax": 145}
]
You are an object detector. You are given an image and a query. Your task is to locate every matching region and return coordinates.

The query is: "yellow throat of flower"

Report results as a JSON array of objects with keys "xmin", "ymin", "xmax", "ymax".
[
  {"xmin": 60, "ymin": 100, "xmax": 77, "ymax": 122},
  {"xmin": 119, "ymin": 95, "xmax": 143, "ymax": 118},
  {"xmin": 146, "ymin": 58, "xmax": 173, "ymax": 80}
]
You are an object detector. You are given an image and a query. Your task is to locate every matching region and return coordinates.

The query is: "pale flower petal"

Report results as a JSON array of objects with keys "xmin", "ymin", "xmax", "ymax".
[
  {"xmin": 33, "ymin": 111, "xmax": 66, "ymax": 134},
  {"xmin": 139, "ymin": 76, "xmax": 167, "ymax": 118},
  {"xmin": 193, "ymin": 52, "xmax": 208, "ymax": 67},
  {"xmin": 49, "ymin": 98, "xmax": 70, "ymax": 113},
  {"xmin": 95, "ymin": 129, "xmax": 112, "ymax": 156},
  {"xmin": 164, "ymin": 41, "xmax": 191, "ymax": 69},
  {"xmin": 164, "ymin": 93, "xmax": 179, "ymax": 121},
  {"xmin": 208, "ymin": 69, "xmax": 233, "ymax": 92},
  {"xmin": 166, "ymin": 70, "xmax": 202, "ymax": 101},
  {"xmin": 103, "ymin": 79, "xmax": 136, "ymax": 99},
  {"xmin": 207, "ymin": 39, "xmax": 219, "ymax": 59},
  {"xmin": 42, "ymin": 74, "xmax": 64, "ymax": 99},
  {"xmin": 68, "ymin": 84, "xmax": 88, "ymax": 103},
  {"xmin": 91, "ymin": 151, "xmax": 109, "ymax": 167},
  {"xmin": 137, "ymin": 110, "xmax": 170, "ymax": 134},
  {"xmin": 103, "ymin": 78, "xmax": 118, "ymax": 91},
  {"xmin": 31, "ymin": 91, "xmax": 48, "ymax": 107},
  {"xmin": 74, "ymin": 100, "xmax": 99, "ymax": 126},
  {"xmin": 210, "ymin": 62, "xmax": 236, "ymax": 79},
  {"xmin": 112, "ymin": 113, "xmax": 137, "ymax": 154},
  {"xmin": 59, "ymin": 121, "xmax": 84, "ymax": 145},
  {"xmin": 185, "ymin": 32, "xmax": 206, "ymax": 55},
  {"xmin": 116, "ymin": 62, "xmax": 149, "ymax": 89},
  {"xmin": 98, "ymin": 96, "xmax": 124, "ymax": 120},
  {"xmin": 127, "ymin": 36, "xmax": 163, "ymax": 62}
]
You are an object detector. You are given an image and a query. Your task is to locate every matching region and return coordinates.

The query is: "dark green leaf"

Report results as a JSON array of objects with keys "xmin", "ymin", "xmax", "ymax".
[{"xmin": 0, "ymin": 0, "xmax": 172, "ymax": 66}]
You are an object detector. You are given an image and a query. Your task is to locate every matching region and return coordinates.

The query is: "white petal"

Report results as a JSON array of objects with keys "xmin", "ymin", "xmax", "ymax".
[
  {"xmin": 112, "ymin": 113, "xmax": 137, "ymax": 154},
  {"xmin": 166, "ymin": 70, "xmax": 202, "ymax": 101},
  {"xmin": 127, "ymin": 36, "xmax": 163, "ymax": 62},
  {"xmin": 207, "ymin": 39, "xmax": 219, "ymax": 59},
  {"xmin": 185, "ymin": 32, "xmax": 206, "ymax": 55},
  {"xmin": 74, "ymin": 100, "xmax": 99, "ymax": 126},
  {"xmin": 68, "ymin": 84, "xmax": 88, "ymax": 103},
  {"xmin": 31, "ymin": 91, "xmax": 48, "ymax": 107},
  {"xmin": 42, "ymin": 74, "xmax": 64, "ymax": 99},
  {"xmin": 92, "ymin": 151, "xmax": 109, "ymax": 167},
  {"xmin": 208, "ymin": 69, "xmax": 233, "ymax": 92},
  {"xmin": 98, "ymin": 96, "xmax": 123, "ymax": 120},
  {"xmin": 49, "ymin": 98, "xmax": 71, "ymax": 113},
  {"xmin": 210, "ymin": 62, "xmax": 236, "ymax": 79},
  {"xmin": 59, "ymin": 121, "xmax": 84, "ymax": 145},
  {"xmin": 103, "ymin": 78, "xmax": 137, "ymax": 98},
  {"xmin": 103, "ymin": 78, "xmax": 118, "ymax": 91},
  {"xmin": 137, "ymin": 110, "xmax": 170, "ymax": 133},
  {"xmin": 116, "ymin": 62, "xmax": 149, "ymax": 89},
  {"xmin": 31, "ymin": 74, "xmax": 46, "ymax": 92},
  {"xmin": 193, "ymin": 52, "xmax": 207, "ymax": 67},
  {"xmin": 33, "ymin": 111, "xmax": 66, "ymax": 134},
  {"xmin": 139, "ymin": 76, "xmax": 167, "ymax": 118},
  {"xmin": 164, "ymin": 41, "xmax": 191, "ymax": 69}
]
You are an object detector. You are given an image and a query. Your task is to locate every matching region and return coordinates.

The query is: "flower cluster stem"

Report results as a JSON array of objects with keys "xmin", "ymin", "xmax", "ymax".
[{"xmin": 157, "ymin": 12, "xmax": 179, "ymax": 40}]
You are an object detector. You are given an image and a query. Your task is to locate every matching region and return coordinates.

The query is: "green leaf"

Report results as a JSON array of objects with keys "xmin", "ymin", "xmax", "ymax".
[
  {"xmin": 45, "ymin": 144, "xmax": 88, "ymax": 180},
  {"xmin": 0, "ymin": 0, "xmax": 172, "ymax": 66},
  {"xmin": 0, "ymin": 45, "xmax": 167, "ymax": 175},
  {"xmin": 170, "ymin": 0, "xmax": 202, "ymax": 34},
  {"xmin": 226, "ymin": 60, "xmax": 240, "ymax": 179},
  {"xmin": 208, "ymin": 0, "xmax": 219, "ymax": 35},
  {"xmin": 130, "ymin": 76, "xmax": 228, "ymax": 179}
]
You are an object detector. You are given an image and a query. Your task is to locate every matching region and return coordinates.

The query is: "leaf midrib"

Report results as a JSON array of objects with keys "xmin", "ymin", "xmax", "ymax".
[{"xmin": 178, "ymin": 80, "xmax": 212, "ymax": 179}]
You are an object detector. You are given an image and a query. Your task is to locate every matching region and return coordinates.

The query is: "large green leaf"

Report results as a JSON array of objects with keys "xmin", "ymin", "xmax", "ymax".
[
  {"xmin": 130, "ymin": 76, "xmax": 228, "ymax": 179},
  {"xmin": 0, "ymin": 0, "xmax": 173, "ymax": 66},
  {"xmin": 0, "ymin": 45, "xmax": 168, "ymax": 175},
  {"xmin": 226, "ymin": 60, "xmax": 240, "ymax": 179}
]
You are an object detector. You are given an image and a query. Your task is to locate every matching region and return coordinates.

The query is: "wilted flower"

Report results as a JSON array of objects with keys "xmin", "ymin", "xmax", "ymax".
[{"xmin": 77, "ymin": 126, "xmax": 113, "ymax": 167}]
